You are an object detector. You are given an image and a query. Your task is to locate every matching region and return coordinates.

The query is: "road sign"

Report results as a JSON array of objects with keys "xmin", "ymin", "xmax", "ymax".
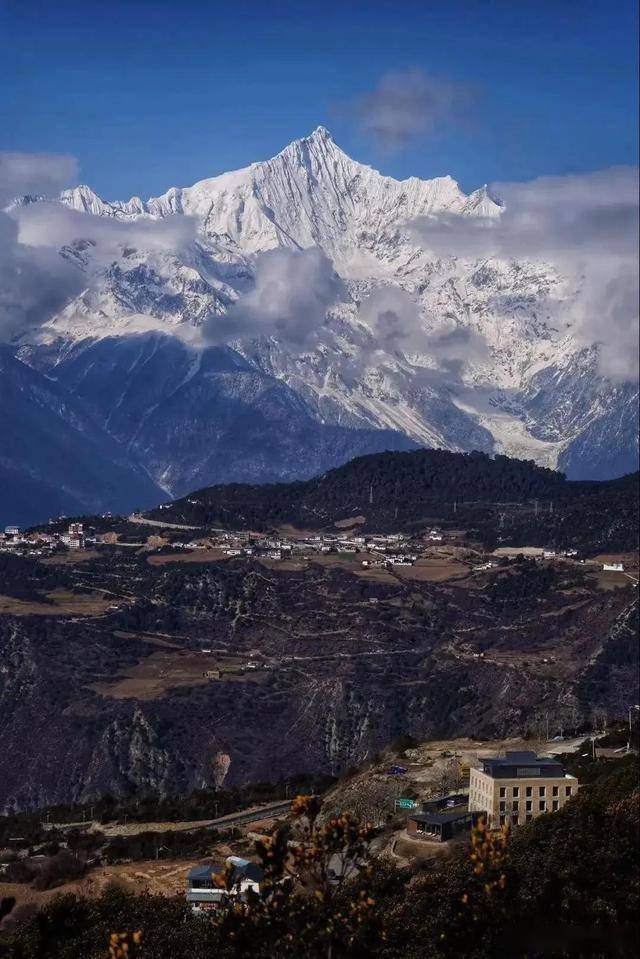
[{"xmin": 395, "ymin": 798, "xmax": 417, "ymax": 809}]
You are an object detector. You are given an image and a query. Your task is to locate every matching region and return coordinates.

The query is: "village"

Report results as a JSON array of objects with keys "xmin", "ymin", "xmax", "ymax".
[{"xmin": 0, "ymin": 518, "xmax": 633, "ymax": 581}]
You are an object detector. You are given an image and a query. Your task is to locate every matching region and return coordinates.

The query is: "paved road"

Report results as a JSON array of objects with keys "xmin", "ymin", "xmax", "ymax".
[
  {"xmin": 210, "ymin": 800, "xmax": 293, "ymax": 828},
  {"xmin": 44, "ymin": 800, "xmax": 294, "ymax": 837}
]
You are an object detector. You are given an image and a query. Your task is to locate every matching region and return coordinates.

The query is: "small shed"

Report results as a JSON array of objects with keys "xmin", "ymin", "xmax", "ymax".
[{"xmin": 407, "ymin": 809, "xmax": 480, "ymax": 842}]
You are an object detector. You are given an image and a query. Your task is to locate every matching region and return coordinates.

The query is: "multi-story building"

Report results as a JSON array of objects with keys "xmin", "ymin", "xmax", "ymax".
[
  {"xmin": 64, "ymin": 522, "xmax": 85, "ymax": 550},
  {"xmin": 469, "ymin": 751, "xmax": 578, "ymax": 827}
]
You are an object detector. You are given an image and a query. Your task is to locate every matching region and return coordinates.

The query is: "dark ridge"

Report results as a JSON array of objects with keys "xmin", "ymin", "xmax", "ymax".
[{"xmin": 147, "ymin": 448, "xmax": 639, "ymax": 551}]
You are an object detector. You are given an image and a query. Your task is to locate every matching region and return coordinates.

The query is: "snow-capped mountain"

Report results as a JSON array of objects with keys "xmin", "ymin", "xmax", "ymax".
[{"xmin": 11, "ymin": 127, "xmax": 639, "ymax": 517}]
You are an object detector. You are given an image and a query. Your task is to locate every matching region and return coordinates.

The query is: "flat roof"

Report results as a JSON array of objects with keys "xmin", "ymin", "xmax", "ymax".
[
  {"xmin": 188, "ymin": 864, "xmax": 215, "ymax": 882},
  {"xmin": 479, "ymin": 752, "xmax": 565, "ymax": 778},
  {"xmin": 410, "ymin": 810, "xmax": 472, "ymax": 825}
]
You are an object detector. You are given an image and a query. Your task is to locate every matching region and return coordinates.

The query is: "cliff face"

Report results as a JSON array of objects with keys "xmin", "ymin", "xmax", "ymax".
[{"xmin": 0, "ymin": 548, "xmax": 636, "ymax": 812}]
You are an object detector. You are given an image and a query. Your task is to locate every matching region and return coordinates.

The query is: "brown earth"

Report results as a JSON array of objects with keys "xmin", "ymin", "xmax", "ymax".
[
  {"xmin": 0, "ymin": 590, "xmax": 115, "ymax": 617},
  {"xmin": 333, "ymin": 516, "xmax": 366, "ymax": 528},
  {"xmin": 147, "ymin": 548, "xmax": 228, "ymax": 566},
  {"xmin": 88, "ymin": 650, "xmax": 267, "ymax": 701},
  {"xmin": 41, "ymin": 550, "xmax": 102, "ymax": 566},
  {"xmin": 0, "ymin": 857, "xmax": 204, "ymax": 910},
  {"xmin": 393, "ymin": 558, "xmax": 470, "ymax": 582}
]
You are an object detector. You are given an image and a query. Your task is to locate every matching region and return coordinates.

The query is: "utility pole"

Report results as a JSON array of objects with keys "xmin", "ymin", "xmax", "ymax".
[{"xmin": 627, "ymin": 705, "xmax": 640, "ymax": 753}]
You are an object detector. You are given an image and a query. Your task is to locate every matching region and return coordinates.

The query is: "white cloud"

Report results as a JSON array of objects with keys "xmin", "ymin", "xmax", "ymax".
[
  {"xmin": 351, "ymin": 285, "xmax": 488, "ymax": 383},
  {"xmin": 1, "ymin": 152, "xmax": 81, "ymax": 339},
  {"xmin": 204, "ymin": 246, "xmax": 345, "ymax": 348},
  {"xmin": 410, "ymin": 166, "xmax": 639, "ymax": 382},
  {"xmin": 15, "ymin": 201, "xmax": 196, "ymax": 255},
  {"xmin": 0, "ymin": 152, "xmax": 78, "ymax": 205},
  {"xmin": 351, "ymin": 68, "xmax": 474, "ymax": 152},
  {"xmin": 0, "ymin": 151, "xmax": 197, "ymax": 341}
]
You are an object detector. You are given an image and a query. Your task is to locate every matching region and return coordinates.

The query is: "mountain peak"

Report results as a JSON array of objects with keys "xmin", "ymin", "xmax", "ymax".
[
  {"xmin": 60, "ymin": 184, "xmax": 109, "ymax": 214},
  {"xmin": 309, "ymin": 125, "xmax": 334, "ymax": 142},
  {"xmin": 276, "ymin": 124, "xmax": 345, "ymax": 163}
]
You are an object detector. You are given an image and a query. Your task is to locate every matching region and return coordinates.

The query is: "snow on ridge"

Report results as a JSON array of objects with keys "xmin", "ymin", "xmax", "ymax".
[
  {"xmin": 20, "ymin": 126, "xmax": 635, "ymax": 476},
  {"xmin": 57, "ymin": 126, "xmax": 502, "ymax": 232}
]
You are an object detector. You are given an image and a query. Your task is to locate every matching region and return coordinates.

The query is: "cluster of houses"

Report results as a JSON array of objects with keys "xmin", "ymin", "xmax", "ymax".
[
  {"xmin": 182, "ymin": 528, "xmax": 446, "ymax": 567},
  {"xmin": 1, "ymin": 518, "xmax": 629, "ymax": 579},
  {"xmin": 0, "ymin": 522, "xmax": 91, "ymax": 555}
]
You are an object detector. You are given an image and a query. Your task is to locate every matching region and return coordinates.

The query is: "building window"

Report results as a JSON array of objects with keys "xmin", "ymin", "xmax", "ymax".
[
  {"xmin": 526, "ymin": 800, "xmax": 532, "ymax": 811},
  {"xmin": 565, "ymin": 786, "xmax": 573, "ymax": 797},
  {"xmin": 499, "ymin": 787, "xmax": 506, "ymax": 798},
  {"xmin": 512, "ymin": 802, "xmax": 519, "ymax": 812},
  {"xmin": 552, "ymin": 800, "xmax": 559, "ymax": 811},
  {"xmin": 526, "ymin": 814, "xmax": 533, "ymax": 822},
  {"xmin": 552, "ymin": 785, "xmax": 559, "ymax": 797},
  {"xmin": 513, "ymin": 787, "xmax": 519, "ymax": 798},
  {"xmin": 499, "ymin": 801, "xmax": 506, "ymax": 812},
  {"xmin": 526, "ymin": 786, "xmax": 532, "ymax": 797},
  {"xmin": 539, "ymin": 801, "xmax": 546, "ymax": 812},
  {"xmin": 499, "ymin": 815, "xmax": 506, "ymax": 826},
  {"xmin": 539, "ymin": 786, "xmax": 546, "ymax": 797}
]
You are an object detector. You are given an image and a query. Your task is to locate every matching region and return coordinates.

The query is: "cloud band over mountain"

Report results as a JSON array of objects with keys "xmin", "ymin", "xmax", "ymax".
[{"xmin": 410, "ymin": 165, "xmax": 639, "ymax": 383}]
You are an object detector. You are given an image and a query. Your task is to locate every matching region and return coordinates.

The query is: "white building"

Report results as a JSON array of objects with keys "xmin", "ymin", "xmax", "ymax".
[
  {"xmin": 186, "ymin": 857, "xmax": 264, "ymax": 912},
  {"xmin": 469, "ymin": 751, "xmax": 579, "ymax": 828}
]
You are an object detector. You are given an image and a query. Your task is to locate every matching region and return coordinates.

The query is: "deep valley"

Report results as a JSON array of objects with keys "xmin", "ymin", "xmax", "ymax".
[{"xmin": 1, "ymin": 451, "xmax": 637, "ymax": 813}]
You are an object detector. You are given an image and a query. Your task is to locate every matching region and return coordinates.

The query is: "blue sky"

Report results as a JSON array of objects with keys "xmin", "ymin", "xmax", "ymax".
[{"xmin": 0, "ymin": 0, "xmax": 637, "ymax": 199}]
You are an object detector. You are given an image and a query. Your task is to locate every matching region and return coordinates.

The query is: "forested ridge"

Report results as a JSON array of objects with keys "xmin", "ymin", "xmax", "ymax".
[{"xmin": 148, "ymin": 449, "xmax": 639, "ymax": 550}]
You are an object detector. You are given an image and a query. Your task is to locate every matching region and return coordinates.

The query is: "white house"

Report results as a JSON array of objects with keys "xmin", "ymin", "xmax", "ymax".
[{"xmin": 186, "ymin": 857, "xmax": 264, "ymax": 912}]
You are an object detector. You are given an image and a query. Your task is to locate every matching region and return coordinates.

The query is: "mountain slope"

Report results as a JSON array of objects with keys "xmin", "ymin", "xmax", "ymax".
[
  {"xmin": 0, "ymin": 519, "xmax": 636, "ymax": 810},
  {"xmin": 21, "ymin": 333, "xmax": 418, "ymax": 498},
  {"xmin": 12, "ymin": 127, "xmax": 639, "ymax": 499},
  {"xmin": 0, "ymin": 346, "xmax": 162, "ymax": 526}
]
